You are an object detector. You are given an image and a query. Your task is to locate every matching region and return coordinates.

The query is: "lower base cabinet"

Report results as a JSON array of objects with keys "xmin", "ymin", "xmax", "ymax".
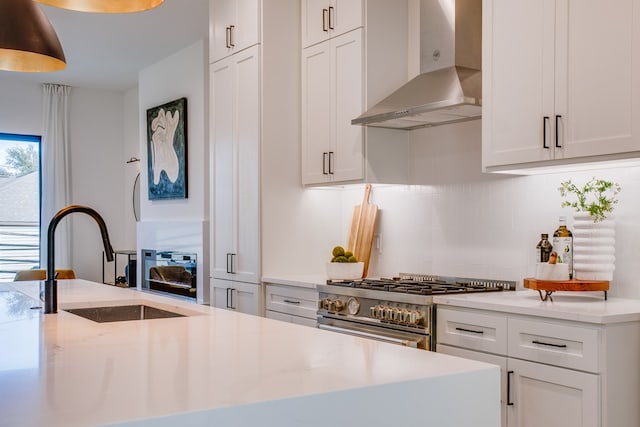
[
  {"xmin": 264, "ymin": 283, "xmax": 318, "ymax": 327},
  {"xmin": 210, "ymin": 278, "xmax": 261, "ymax": 316},
  {"xmin": 436, "ymin": 305, "xmax": 639, "ymax": 427}
]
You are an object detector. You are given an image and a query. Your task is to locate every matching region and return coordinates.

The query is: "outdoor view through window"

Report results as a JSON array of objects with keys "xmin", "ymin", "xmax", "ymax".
[{"xmin": 0, "ymin": 134, "xmax": 40, "ymax": 281}]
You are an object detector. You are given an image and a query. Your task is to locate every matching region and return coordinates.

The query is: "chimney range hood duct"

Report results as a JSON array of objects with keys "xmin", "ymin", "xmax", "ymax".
[{"xmin": 352, "ymin": 0, "xmax": 481, "ymax": 130}]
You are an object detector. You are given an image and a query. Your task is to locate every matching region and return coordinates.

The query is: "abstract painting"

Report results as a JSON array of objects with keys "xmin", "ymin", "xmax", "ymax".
[{"xmin": 146, "ymin": 97, "xmax": 188, "ymax": 200}]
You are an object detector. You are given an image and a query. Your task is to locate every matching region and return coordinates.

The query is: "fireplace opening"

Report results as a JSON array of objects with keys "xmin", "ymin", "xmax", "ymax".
[{"xmin": 142, "ymin": 249, "xmax": 197, "ymax": 300}]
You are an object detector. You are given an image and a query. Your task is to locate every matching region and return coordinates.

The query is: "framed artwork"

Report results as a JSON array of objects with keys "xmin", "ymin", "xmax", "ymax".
[{"xmin": 146, "ymin": 97, "xmax": 188, "ymax": 200}]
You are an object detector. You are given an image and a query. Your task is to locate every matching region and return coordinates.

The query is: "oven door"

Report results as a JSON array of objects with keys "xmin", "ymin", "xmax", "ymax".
[{"xmin": 317, "ymin": 316, "xmax": 429, "ymax": 350}]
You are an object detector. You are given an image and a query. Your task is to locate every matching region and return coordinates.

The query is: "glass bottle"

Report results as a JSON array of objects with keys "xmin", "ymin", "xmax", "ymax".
[
  {"xmin": 536, "ymin": 233, "xmax": 553, "ymax": 263},
  {"xmin": 552, "ymin": 216, "xmax": 573, "ymax": 279}
]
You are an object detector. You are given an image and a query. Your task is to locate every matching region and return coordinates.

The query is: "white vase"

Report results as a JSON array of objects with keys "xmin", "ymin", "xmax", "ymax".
[{"xmin": 572, "ymin": 212, "xmax": 615, "ymax": 281}]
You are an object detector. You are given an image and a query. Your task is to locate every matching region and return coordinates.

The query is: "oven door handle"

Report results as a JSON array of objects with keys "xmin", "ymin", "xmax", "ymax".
[{"xmin": 318, "ymin": 324, "xmax": 417, "ymax": 347}]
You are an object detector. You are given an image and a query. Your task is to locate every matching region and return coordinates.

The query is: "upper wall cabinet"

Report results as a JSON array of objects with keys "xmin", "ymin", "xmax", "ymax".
[
  {"xmin": 302, "ymin": 0, "xmax": 363, "ymax": 48},
  {"xmin": 301, "ymin": 0, "xmax": 410, "ymax": 186},
  {"xmin": 482, "ymin": 0, "xmax": 640, "ymax": 172},
  {"xmin": 210, "ymin": 0, "xmax": 260, "ymax": 63}
]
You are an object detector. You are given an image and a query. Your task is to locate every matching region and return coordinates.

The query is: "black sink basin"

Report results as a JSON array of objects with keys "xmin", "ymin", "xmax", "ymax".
[{"xmin": 65, "ymin": 304, "xmax": 186, "ymax": 323}]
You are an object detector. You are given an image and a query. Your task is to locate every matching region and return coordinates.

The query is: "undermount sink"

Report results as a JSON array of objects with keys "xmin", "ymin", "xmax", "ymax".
[{"xmin": 64, "ymin": 304, "xmax": 186, "ymax": 323}]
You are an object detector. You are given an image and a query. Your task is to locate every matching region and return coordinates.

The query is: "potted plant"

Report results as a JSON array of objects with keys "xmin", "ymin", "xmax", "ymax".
[
  {"xmin": 558, "ymin": 177, "xmax": 621, "ymax": 222},
  {"xmin": 558, "ymin": 177, "xmax": 621, "ymax": 281}
]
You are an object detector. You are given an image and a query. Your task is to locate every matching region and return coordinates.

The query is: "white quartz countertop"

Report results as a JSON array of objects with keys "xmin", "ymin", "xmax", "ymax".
[
  {"xmin": 0, "ymin": 280, "xmax": 500, "ymax": 426},
  {"xmin": 433, "ymin": 290, "xmax": 640, "ymax": 324}
]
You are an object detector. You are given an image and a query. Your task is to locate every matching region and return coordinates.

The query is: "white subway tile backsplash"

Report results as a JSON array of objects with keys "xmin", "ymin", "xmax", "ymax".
[{"xmin": 356, "ymin": 121, "xmax": 640, "ymax": 298}]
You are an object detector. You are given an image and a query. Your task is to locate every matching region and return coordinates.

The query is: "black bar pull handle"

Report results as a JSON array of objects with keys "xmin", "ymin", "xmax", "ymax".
[
  {"xmin": 323, "ymin": 152, "xmax": 328, "ymax": 174},
  {"xmin": 283, "ymin": 299, "xmax": 301, "ymax": 305},
  {"xmin": 225, "ymin": 26, "xmax": 231, "ymax": 48},
  {"xmin": 229, "ymin": 25, "xmax": 235, "ymax": 47},
  {"xmin": 322, "ymin": 9, "xmax": 329, "ymax": 32},
  {"xmin": 532, "ymin": 340, "xmax": 567, "ymax": 349},
  {"xmin": 507, "ymin": 371, "xmax": 514, "ymax": 406},
  {"xmin": 455, "ymin": 327, "xmax": 484, "ymax": 335},
  {"xmin": 328, "ymin": 151, "xmax": 334, "ymax": 174},
  {"xmin": 226, "ymin": 253, "xmax": 231, "ymax": 273},
  {"xmin": 543, "ymin": 116, "xmax": 550, "ymax": 149},
  {"xmin": 328, "ymin": 6, "xmax": 335, "ymax": 29},
  {"xmin": 226, "ymin": 288, "xmax": 231, "ymax": 308},
  {"xmin": 555, "ymin": 115, "xmax": 562, "ymax": 148}
]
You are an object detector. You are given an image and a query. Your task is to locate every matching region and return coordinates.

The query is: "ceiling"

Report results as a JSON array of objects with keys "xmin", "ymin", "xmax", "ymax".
[{"xmin": 0, "ymin": 0, "xmax": 209, "ymax": 91}]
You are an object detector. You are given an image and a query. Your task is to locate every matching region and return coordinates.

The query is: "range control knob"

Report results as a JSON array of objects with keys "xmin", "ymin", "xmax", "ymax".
[
  {"xmin": 409, "ymin": 311, "xmax": 423, "ymax": 325},
  {"xmin": 320, "ymin": 298, "xmax": 332, "ymax": 310},
  {"xmin": 333, "ymin": 299, "xmax": 345, "ymax": 312}
]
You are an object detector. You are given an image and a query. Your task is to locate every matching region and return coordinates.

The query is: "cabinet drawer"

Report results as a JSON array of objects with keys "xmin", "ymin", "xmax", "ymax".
[
  {"xmin": 266, "ymin": 310, "xmax": 317, "ymax": 328},
  {"xmin": 437, "ymin": 307, "xmax": 507, "ymax": 355},
  {"xmin": 265, "ymin": 284, "xmax": 318, "ymax": 319},
  {"xmin": 508, "ymin": 317, "xmax": 600, "ymax": 373}
]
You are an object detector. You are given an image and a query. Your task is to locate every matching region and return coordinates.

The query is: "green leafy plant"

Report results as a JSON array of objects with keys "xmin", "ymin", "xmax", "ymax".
[{"xmin": 558, "ymin": 177, "xmax": 621, "ymax": 222}]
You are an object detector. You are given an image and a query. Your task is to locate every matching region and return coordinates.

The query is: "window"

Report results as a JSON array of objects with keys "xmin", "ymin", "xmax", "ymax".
[{"xmin": 0, "ymin": 133, "xmax": 41, "ymax": 281}]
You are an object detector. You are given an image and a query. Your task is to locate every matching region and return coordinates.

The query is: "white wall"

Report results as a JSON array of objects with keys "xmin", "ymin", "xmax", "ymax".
[
  {"xmin": 0, "ymin": 80, "xmax": 131, "ymax": 283},
  {"xmin": 137, "ymin": 40, "xmax": 209, "ymax": 303},
  {"xmin": 0, "ymin": 81, "xmax": 42, "ymax": 135},
  {"xmin": 334, "ymin": 120, "xmax": 640, "ymax": 299}
]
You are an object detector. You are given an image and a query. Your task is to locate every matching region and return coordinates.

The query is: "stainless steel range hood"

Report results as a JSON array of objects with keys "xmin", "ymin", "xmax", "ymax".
[{"xmin": 352, "ymin": 0, "xmax": 482, "ymax": 130}]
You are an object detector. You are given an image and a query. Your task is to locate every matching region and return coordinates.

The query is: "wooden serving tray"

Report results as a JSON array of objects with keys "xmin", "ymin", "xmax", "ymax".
[{"xmin": 524, "ymin": 278, "xmax": 609, "ymax": 301}]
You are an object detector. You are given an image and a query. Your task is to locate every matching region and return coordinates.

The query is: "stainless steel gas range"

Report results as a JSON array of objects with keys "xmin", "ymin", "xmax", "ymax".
[{"xmin": 317, "ymin": 273, "xmax": 516, "ymax": 350}]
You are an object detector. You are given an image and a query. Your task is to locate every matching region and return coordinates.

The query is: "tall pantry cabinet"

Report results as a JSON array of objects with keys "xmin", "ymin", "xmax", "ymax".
[
  {"xmin": 209, "ymin": 0, "xmax": 298, "ymax": 315},
  {"xmin": 482, "ymin": 0, "xmax": 640, "ymax": 171},
  {"xmin": 301, "ymin": 0, "xmax": 410, "ymax": 185}
]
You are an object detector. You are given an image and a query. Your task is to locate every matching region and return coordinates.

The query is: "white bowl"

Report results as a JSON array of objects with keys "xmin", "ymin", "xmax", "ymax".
[
  {"xmin": 326, "ymin": 262, "xmax": 364, "ymax": 280},
  {"xmin": 535, "ymin": 263, "xmax": 569, "ymax": 281}
]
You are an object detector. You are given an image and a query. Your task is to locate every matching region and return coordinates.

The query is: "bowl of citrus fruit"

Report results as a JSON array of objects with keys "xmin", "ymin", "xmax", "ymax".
[{"xmin": 326, "ymin": 245, "xmax": 364, "ymax": 280}]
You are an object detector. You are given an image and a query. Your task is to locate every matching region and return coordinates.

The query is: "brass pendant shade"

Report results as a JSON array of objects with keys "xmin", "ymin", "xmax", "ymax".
[
  {"xmin": 0, "ymin": 0, "xmax": 66, "ymax": 72},
  {"xmin": 35, "ymin": 0, "xmax": 164, "ymax": 13}
]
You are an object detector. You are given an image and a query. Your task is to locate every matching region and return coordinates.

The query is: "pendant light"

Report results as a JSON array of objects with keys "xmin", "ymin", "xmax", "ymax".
[
  {"xmin": 35, "ymin": 0, "xmax": 164, "ymax": 13},
  {"xmin": 0, "ymin": 0, "xmax": 66, "ymax": 73}
]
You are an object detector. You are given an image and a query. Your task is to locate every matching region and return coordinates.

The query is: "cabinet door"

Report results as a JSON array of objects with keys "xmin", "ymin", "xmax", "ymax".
[
  {"xmin": 302, "ymin": 0, "xmax": 331, "ymax": 48},
  {"xmin": 330, "ymin": 29, "xmax": 363, "ymax": 182},
  {"xmin": 437, "ymin": 344, "xmax": 507, "ymax": 427},
  {"xmin": 211, "ymin": 58, "xmax": 234, "ymax": 280},
  {"xmin": 210, "ymin": 0, "xmax": 260, "ymax": 63},
  {"xmin": 210, "ymin": 279, "xmax": 261, "ymax": 316},
  {"xmin": 233, "ymin": 45, "xmax": 261, "ymax": 284},
  {"xmin": 555, "ymin": 0, "xmax": 640, "ymax": 159},
  {"xmin": 507, "ymin": 358, "xmax": 599, "ymax": 427},
  {"xmin": 302, "ymin": 40, "xmax": 332, "ymax": 184},
  {"xmin": 210, "ymin": 0, "xmax": 236, "ymax": 62},
  {"xmin": 211, "ymin": 47, "xmax": 260, "ymax": 282},
  {"xmin": 482, "ymin": 0, "xmax": 555, "ymax": 169},
  {"xmin": 210, "ymin": 277, "xmax": 230, "ymax": 309},
  {"xmin": 329, "ymin": 0, "xmax": 363, "ymax": 38},
  {"xmin": 302, "ymin": 0, "xmax": 363, "ymax": 48}
]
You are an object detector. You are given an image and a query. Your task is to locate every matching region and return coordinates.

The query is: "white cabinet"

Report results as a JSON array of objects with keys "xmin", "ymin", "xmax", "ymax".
[
  {"xmin": 211, "ymin": 45, "xmax": 260, "ymax": 284},
  {"xmin": 482, "ymin": 0, "xmax": 640, "ymax": 171},
  {"xmin": 264, "ymin": 283, "xmax": 318, "ymax": 327},
  {"xmin": 302, "ymin": 29, "xmax": 363, "ymax": 184},
  {"xmin": 507, "ymin": 358, "xmax": 599, "ymax": 427},
  {"xmin": 209, "ymin": 0, "xmax": 260, "ymax": 63},
  {"xmin": 301, "ymin": 0, "xmax": 363, "ymax": 48},
  {"xmin": 436, "ymin": 305, "xmax": 640, "ymax": 427},
  {"xmin": 211, "ymin": 278, "xmax": 261, "ymax": 316},
  {"xmin": 301, "ymin": 1, "xmax": 410, "ymax": 186}
]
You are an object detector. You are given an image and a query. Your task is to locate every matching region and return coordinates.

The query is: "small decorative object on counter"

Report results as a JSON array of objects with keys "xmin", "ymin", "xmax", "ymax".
[
  {"xmin": 535, "ymin": 233, "xmax": 553, "ymax": 263},
  {"xmin": 552, "ymin": 216, "xmax": 573, "ymax": 279},
  {"xmin": 559, "ymin": 177, "xmax": 620, "ymax": 281}
]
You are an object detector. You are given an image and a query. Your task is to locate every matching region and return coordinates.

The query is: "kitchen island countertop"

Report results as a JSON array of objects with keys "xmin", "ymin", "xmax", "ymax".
[{"xmin": 1, "ymin": 280, "xmax": 499, "ymax": 426}]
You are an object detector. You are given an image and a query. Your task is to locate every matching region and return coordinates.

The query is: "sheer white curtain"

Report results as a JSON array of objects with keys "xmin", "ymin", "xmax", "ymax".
[{"xmin": 40, "ymin": 84, "xmax": 72, "ymax": 270}]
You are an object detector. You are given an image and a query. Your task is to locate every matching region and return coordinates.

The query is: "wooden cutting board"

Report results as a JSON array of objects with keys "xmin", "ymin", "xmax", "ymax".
[{"xmin": 347, "ymin": 184, "xmax": 378, "ymax": 277}]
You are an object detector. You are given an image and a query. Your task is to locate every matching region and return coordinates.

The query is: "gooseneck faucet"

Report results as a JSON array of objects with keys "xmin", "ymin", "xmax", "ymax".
[{"xmin": 44, "ymin": 205, "xmax": 115, "ymax": 314}]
